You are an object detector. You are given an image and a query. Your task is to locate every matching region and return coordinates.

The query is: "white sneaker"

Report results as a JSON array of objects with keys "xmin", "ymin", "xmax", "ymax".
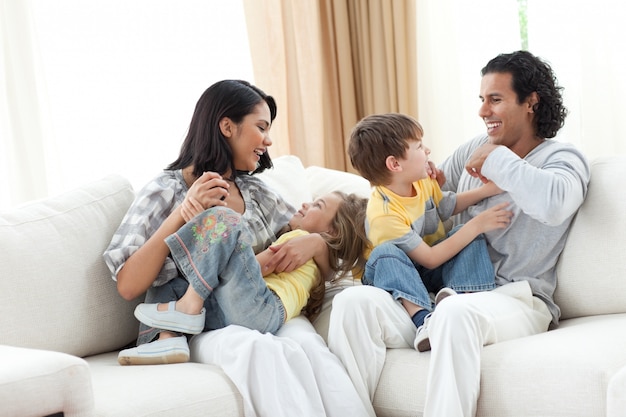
[
  {"xmin": 118, "ymin": 336, "xmax": 190, "ymax": 366},
  {"xmin": 435, "ymin": 287, "xmax": 457, "ymax": 305},
  {"xmin": 413, "ymin": 313, "xmax": 432, "ymax": 352}
]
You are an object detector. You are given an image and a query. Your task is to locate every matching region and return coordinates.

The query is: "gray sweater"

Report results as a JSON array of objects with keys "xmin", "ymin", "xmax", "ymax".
[{"xmin": 440, "ymin": 134, "xmax": 590, "ymax": 323}]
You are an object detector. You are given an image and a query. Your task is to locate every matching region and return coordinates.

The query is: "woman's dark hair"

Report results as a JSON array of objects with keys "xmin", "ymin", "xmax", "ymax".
[
  {"xmin": 167, "ymin": 80, "xmax": 277, "ymax": 177},
  {"xmin": 481, "ymin": 50, "xmax": 567, "ymax": 139}
]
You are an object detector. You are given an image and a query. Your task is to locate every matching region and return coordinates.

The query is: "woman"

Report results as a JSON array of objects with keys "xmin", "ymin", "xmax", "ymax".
[{"xmin": 103, "ymin": 80, "xmax": 372, "ymax": 417}]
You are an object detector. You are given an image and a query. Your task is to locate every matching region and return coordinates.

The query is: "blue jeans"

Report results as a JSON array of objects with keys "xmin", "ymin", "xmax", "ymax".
[
  {"xmin": 362, "ymin": 225, "xmax": 495, "ymax": 311},
  {"xmin": 137, "ymin": 207, "xmax": 285, "ymax": 345}
]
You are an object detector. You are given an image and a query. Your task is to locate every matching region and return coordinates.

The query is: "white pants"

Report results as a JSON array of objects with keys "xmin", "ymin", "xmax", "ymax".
[
  {"xmin": 190, "ymin": 316, "xmax": 372, "ymax": 417},
  {"xmin": 327, "ymin": 281, "xmax": 552, "ymax": 417}
]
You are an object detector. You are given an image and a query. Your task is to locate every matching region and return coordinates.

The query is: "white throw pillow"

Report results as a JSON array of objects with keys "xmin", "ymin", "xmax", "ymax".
[
  {"xmin": 257, "ymin": 155, "xmax": 312, "ymax": 209},
  {"xmin": 305, "ymin": 165, "xmax": 372, "ymax": 199}
]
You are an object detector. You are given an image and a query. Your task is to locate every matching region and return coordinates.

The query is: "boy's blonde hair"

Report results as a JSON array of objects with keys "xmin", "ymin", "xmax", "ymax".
[
  {"xmin": 302, "ymin": 191, "xmax": 370, "ymax": 321},
  {"xmin": 348, "ymin": 113, "xmax": 424, "ymax": 186}
]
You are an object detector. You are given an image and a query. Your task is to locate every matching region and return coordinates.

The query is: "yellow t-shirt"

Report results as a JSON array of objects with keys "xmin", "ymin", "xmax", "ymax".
[
  {"xmin": 264, "ymin": 229, "xmax": 319, "ymax": 321},
  {"xmin": 366, "ymin": 178, "xmax": 456, "ymax": 253}
]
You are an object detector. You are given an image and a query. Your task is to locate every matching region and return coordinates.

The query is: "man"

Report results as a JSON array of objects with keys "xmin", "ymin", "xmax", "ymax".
[{"xmin": 327, "ymin": 50, "xmax": 591, "ymax": 417}]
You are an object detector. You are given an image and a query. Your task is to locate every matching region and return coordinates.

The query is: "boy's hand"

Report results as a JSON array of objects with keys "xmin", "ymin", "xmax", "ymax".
[
  {"xmin": 472, "ymin": 202, "xmax": 513, "ymax": 233},
  {"xmin": 427, "ymin": 161, "xmax": 446, "ymax": 188},
  {"xmin": 479, "ymin": 180, "xmax": 503, "ymax": 198}
]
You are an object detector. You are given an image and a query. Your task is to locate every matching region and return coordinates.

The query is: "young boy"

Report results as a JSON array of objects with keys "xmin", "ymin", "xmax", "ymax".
[{"xmin": 348, "ymin": 113, "xmax": 512, "ymax": 351}]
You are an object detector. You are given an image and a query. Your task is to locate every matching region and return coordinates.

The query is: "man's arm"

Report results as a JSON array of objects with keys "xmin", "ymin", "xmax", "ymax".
[{"xmin": 480, "ymin": 145, "xmax": 590, "ymax": 225}]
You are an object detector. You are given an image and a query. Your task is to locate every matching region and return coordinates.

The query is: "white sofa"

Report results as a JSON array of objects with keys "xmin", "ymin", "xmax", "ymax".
[{"xmin": 1, "ymin": 155, "xmax": 625, "ymax": 417}]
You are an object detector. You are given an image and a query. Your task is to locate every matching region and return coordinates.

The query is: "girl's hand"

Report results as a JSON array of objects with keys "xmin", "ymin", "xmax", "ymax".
[
  {"xmin": 472, "ymin": 202, "xmax": 513, "ymax": 233},
  {"xmin": 182, "ymin": 172, "xmax": 230, "ymax": 221},
  {"xmin": 265, "ymin": 234, "xmax": 325, "ymax": 273}
]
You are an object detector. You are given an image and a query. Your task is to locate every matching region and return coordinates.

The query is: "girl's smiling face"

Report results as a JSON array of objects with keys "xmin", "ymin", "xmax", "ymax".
[
  {"xmin": 223, "ymin": 102, "xmax": 272, "ymax": 173},
  {"xmin": 290, "ymin": 193, "xmax": 343, "ymax": 234}
]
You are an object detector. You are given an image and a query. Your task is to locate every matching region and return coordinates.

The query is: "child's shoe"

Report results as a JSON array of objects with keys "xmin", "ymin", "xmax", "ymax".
[
  {"xmin": 118, "ymin": 336, "xmax": 189, "ymax": 365},
  {"xmin": 413, "ymin": 313, "xmax": 432, "ymax": 352},
  {"xmin": 435, "ymin": 287, "xmax": 457, "ymax": 305},
  {"xmin": 135, "ymin": 300, "xmax": 205, "ymax": 334}
]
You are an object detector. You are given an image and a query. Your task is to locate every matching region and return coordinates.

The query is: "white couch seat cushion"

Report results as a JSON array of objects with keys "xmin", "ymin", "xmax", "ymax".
[
  {"xmin": 478, "ymin": 313, "xmax": 626, "ymax": 417},
  {"xmin": 86, "ymin": 352, "xmax": 243, "ymax": 417}
]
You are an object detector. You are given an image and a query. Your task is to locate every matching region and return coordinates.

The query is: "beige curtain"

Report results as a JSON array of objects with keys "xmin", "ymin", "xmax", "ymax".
[{"xmin": 243, "ymin": 0, "xmax": 417, "ymax": 172}]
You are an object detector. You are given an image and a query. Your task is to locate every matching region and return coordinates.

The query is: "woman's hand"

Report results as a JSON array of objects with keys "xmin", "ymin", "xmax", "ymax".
[
  {"xmin": 180, "ymin": 195, "xmax": 205, "ymax": 222},
  {"xmin": 181, "ymin": 172, "xmax": 230, "ymax": 221},
  {"xmin": 265, "ymin": 234, "xmax": 325, "ymax": 273}
]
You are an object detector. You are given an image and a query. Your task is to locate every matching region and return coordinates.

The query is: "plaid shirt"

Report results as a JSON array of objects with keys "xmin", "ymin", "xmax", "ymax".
[{"xmin": 103, "ymin": 169, "xmax": 295, "ymax": 287}]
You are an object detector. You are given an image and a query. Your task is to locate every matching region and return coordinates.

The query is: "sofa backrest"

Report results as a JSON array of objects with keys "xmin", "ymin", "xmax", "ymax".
[
  {"xmin": 257, "ymin": 155, "xmax": 372, "ymax": 208},
  {"xmin": 554, "ymin": 155, "xmax": 626, "ymax": 320},
  {"xmin": 0, "ymin": 175, "xmax": 139, "ymax": 357}
]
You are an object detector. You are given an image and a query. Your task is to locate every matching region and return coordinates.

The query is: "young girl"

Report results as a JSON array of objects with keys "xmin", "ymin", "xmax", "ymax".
[{"xmin": 124, "ymin": 191, "xmax": 369, "ymax": 360}]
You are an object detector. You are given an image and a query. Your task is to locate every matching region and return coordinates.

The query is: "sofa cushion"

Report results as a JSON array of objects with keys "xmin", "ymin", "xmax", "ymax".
[
  {"xmin": 555, "ymin": 155, "xmax": 626, "ymax": 319},
  {"xmin": 477, "ymin": 314, "xmax": 626, "ymax": 417},
  {"xmin": 257, "ymin": 155, "xmax": 312, "ymax": 208},
  {"xmin": 306, "ymin": 165, "xmax": 372, "ymax": 199},
  {"xmin": 373, "ymin": 314, "xmax": 626, "ymax": 417},
  {"xmin": 0, "ymin": 175, "xmax": 138, "ymax": 357},
  {"xmin": 86, "ymin": 352, "xmax": 243, "ymax": 417}
]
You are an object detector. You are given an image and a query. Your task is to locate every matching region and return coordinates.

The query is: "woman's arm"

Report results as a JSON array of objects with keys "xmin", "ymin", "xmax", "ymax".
[
  {"xmin": 265, "ymin": 233, "xmax": 328, "ymax": 275},
  {"xmin": 116, "ymin": 206, "xmax": 186, "ymax": 300},
  {"xmin": 258, "ymin": 232, "xmax": 331, "ymax": 280},
  {"xmin": 256, "ymin": 248, "xmax": 276, "ymax": 276}
]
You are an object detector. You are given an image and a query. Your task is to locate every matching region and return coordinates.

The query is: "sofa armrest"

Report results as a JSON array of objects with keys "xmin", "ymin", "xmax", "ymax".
[{"xmin": 0, "ymin": 345, "xmax": 95, "ymax": 417}]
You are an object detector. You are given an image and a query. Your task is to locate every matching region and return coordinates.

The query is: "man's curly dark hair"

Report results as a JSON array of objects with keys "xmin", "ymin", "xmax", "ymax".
[{"xmin": 481, "ymin": 50, "xmax": 567, "ymax": 139}]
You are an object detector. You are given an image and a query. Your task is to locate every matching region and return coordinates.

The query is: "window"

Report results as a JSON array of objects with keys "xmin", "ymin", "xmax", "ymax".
[{"xmin": 2, "ymin": 0, "xmax": 253, "ymax": 208}]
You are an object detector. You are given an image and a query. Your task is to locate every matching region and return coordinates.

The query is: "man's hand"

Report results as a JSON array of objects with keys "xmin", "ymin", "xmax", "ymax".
[{"xmin": 466, "ymin": 143, "xmax": 500, "ymax": 183}]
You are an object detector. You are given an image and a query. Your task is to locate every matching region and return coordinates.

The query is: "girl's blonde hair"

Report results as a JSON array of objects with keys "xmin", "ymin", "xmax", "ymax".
[{"xmin": 302, "ymin": 191, "xmax": 370, "ymax": 321}]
